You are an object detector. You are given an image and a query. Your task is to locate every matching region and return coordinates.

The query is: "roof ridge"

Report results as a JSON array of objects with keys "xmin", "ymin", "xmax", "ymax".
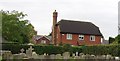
[{"xmin": 60, "ymin": 19, "xmax": 92, "ymax": 23}]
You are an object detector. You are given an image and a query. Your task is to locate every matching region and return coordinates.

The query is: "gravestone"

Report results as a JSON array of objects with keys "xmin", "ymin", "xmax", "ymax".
[
  {"xmin": 50, "ymin": 54, "xmax": 55, "ymax": 59},
  {"xmin": 44, "ymin": 53, "xmax": 47, "ymax": 56},
  {"xmin": 56, "ymin": 54, "xmax": 62, "ymax": 59},
  {"xmin": 96, "ymin": 55, "xmax": 106, "ymax": 59},
  {"xmin": 74, "ymin": 52, "xmax": 79, "ymax": 59},
  {"xmin": 63, "ymin": 52, "xmax": 70, "ymax": 59},
  {"xmin": 72, "ymin": 53, "xmax": 75, "ymax": 57},
  {"xmin": 90, "ymin": 54, "xmax": 95, "ymax": 59},
  {"xmin": 20, "ymin": 48, "xmax": 24, "ymax": 53},
  {"xmin": 79, "ymin": 53, "xmax": 84, "ymax": 56},
  {"xmin": 2, "ymin": 51, "xmax": 13, "ymax": 59},
  {"xmin": 115, "ymin": 57, "xmax": 120, "ymax": 60},
  {"xmin": 81, "ymin": 54, "xmax": 86, "ymax": 59},
  {"xmin": 76, "ymin": 52, "xmax": 78, "ymax": 56},
  {"xmin": 79, "ymin": 53, "xmax": 85, "ymax": 59},
  {"xmin": 20, "ymin": 48, "xmax": 26, "ymax": 58},
  {"xmin": 101, "ymin": 55, "xmax": 106, "ymax": 59},
  {"xmin": 39, "ymin": 55, "xmax": 44, "ymax": 59},
  {"xmin": 13, "ymin": 54, "xmax": 22, "ymax": 59},
  {"xmin": 85, "ymin": 54, "xmax": 90, "ymax": 59},
  {"xmin": 26, "ymin": 46, "xmax": 34, "ymax": 58},
  {"xmin": 32, "ymin": 52, "xmax": 38, "ymax": 59},
  {"xmin": 106, "ymin": 54, "xmax": 113, "ymax": 59}
]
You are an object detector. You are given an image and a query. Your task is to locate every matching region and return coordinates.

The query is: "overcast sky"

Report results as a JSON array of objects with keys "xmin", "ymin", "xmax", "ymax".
[{"xmin": 1, "ymin": 0, "xmax": 119, "ymax": 40}]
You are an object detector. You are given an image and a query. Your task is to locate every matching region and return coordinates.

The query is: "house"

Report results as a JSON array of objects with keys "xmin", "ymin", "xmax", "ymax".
[
  {"xmin": 52, "ymin": 10, "xmax": 103, "ymax": 46},
  {"xmin": 33, "ymin": 35, "xmax": 51, "ymax": 45}
]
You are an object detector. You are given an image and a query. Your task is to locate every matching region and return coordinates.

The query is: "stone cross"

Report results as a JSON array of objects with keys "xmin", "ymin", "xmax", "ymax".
[
  {"xmin": 29, "ymin": 46, "xmax": 34, "ymax": 51},
  {"xmin": 26, "ymin": 46, "xmax": 34, "ymax": 58},
  {"xmin": 20, "ymin": 48, "xmax": 24, "ymax": 53}
]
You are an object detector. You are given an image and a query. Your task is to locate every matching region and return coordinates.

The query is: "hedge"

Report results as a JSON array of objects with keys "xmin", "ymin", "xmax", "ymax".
[
  {"xmin": 2, "ymin": 43, "xmax": 120, "ymax": 57},
  {"xmin": 81, "ymin": 44, "xmax": 120, "ymax": 56}
]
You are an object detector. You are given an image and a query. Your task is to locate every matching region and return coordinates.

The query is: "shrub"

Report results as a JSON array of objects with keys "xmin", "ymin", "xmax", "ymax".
[
  {"xmin": 63, "ymin": 44, "xmax": 72, "ymax": 53},
  {"xmin": 2, "ymin": 43, "xmax": 120, "ymax": 57}
]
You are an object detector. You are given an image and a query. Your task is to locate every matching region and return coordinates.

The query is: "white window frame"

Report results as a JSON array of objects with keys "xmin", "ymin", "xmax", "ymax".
[
  {"xmin": 43, "ymin": 41, "xmax": 46, "ymax": 44},
  {"xmin": 90, "ymin": 35, "xmax": 95, "ymax": 41},
  {"xmin": 41, "ymin": 40, "xmax": 46, "ymax": 44},
  {"xmin": 79, "ymin": 35, "xmax": 84, "ymax": 40},
  {"xmin": 66, "ymin": 34, "xmax": 72, "ymax": 40}
]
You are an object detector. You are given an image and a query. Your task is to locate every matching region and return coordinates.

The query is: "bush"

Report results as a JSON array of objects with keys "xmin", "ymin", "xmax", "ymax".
[
  {"xmin": 2, "ymin": 43, "xmax": 120, "ymax": 57},
  {"xmin": 81, "ymin": 45, "xmax": 120, "ymax": 56},
  {"xmin": 63, "ymin": 44, "xmax": 72, "ymax": 53}
]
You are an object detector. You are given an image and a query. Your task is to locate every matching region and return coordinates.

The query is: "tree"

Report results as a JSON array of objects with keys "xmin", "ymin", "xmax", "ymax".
[
  {"xmin": 109, "ymin": 37, "xmax": 115, "ymax": 44},
  {"xmin": 2, "ymin": 10, "xmax": 36, "ymax": 44},
  {"xmin": 115, "ymin": 35, "xmax": 120, "ymax": 44}
]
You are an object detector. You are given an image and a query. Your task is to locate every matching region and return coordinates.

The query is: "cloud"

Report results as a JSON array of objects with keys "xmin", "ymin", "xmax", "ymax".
[{"xmin": 1, "ymin": 0, "xmax": 119, "ymax": 39}]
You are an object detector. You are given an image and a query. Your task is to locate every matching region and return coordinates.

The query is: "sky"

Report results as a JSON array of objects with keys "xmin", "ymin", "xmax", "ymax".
[{"xmin": 0, "ymin": 0, "xmax": 119, "ymax": 40}]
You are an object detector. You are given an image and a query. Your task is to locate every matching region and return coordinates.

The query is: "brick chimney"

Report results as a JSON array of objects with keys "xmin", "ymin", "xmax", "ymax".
[{"xmin": 52, "ymin": 10, "xmax": 58, "ymax": 45}]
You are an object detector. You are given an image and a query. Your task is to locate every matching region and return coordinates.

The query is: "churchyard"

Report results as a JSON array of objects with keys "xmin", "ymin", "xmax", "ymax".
[{"xmin": 1, "ymin": 45, "xmax": 120, "ymax": 61}]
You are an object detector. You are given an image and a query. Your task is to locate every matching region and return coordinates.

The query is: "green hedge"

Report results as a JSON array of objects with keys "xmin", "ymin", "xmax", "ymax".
[
  {"xmin": 2, "ymin": 43, "xmax": 120, "ymax": 57},
  {"xmin": 81, "ymin": 45, "xmax": 120, "ymax": 56}
]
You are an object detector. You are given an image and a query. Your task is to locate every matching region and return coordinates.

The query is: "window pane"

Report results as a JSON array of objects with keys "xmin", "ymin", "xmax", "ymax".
[
  {"xmin": 67, "ymin": 34, "xmax": 72, "ymax": 40},
  {"xmin": 90, "ymin": 35, "xmax": 95, "ymax": 41}
]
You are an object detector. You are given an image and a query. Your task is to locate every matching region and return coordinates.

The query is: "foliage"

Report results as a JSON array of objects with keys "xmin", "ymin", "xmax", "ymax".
[
  {"xmin": 115, "ymin": 35, "xmax": 120, "ymax": 44},
  {"xmin": 81, "ymin": 45, "xmax": 120, "ymax": 56},
  {"xmin": 63, "ymin": 44, "xmax": 73, "ymax": 53},
  {"xmin": 1, "ymin": 10, "xmax": 36, "ymax": 43},
  {"xmin": 2, "ymin": 44, "xmax": 120, "ymax": 57},
  {"xmin": 0, "ymin": 11, "xmax": 2, "ymax": 36},
  {"xmin": 109, "ymin": 37, "xmax": 115, "ymax": 44}
]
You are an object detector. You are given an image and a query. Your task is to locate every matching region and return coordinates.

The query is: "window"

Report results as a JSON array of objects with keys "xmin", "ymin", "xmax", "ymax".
[
  {"xmin": 43, "ymin": 41, "xmax": 46, "ymax": 44},
  {"xmin": 90, "ymin": 35, "xmax": 95, "ymax": 41},
  {"xmin": 41, "ymin": 40, "xmax": 46, "ymax": 44},
  {"xmin": 67, "ymin": 34, "xmax": 72, "ymax": 40},
  {"xmin": 79, "ymin": 35, "xmax": 84, "ymax": 40}
]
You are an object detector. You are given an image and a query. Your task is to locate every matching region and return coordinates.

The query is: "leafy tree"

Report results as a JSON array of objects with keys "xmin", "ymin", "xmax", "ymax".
[
  {"xmin": 1, "ymin": 10, "xmax": 36, "ymax": 44},
  {"xmin": 111, "ymin": 35, "xmax": 120, "ymax": 44},
  {"xmin": 115, "ymin": 35, "xmax": 120, "ymax": 44},
  {"xmin": 109, "ymin": 37, "xmax": 115, "ymax": 44}
]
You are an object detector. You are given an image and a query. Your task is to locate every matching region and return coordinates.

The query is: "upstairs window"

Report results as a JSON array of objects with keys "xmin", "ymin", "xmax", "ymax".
[
  {"xmin": 79, "ymin": 35, "xmax": 84, "ymax": 40},
  {"xmin": 67, "ymin": 34, "xmax": 72, "ymax": 40},
  {"xmin": 90, "ymin": 35, "xmax": 95, "ymax": 41},
  {"xmin": 41, "ymin": 40, "xmax": 46, "ymax": 44}
]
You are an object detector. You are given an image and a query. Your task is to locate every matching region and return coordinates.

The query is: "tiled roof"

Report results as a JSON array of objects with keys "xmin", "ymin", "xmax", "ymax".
[{"xmin": 57, "ymin": 19, "xmax": 102, "ymax": 36}]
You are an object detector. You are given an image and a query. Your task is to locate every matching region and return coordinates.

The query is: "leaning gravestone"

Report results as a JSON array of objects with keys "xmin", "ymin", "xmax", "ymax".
[{"xmin": 63, "ymin": 52, "xmax": 70, "ymax": 59}]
